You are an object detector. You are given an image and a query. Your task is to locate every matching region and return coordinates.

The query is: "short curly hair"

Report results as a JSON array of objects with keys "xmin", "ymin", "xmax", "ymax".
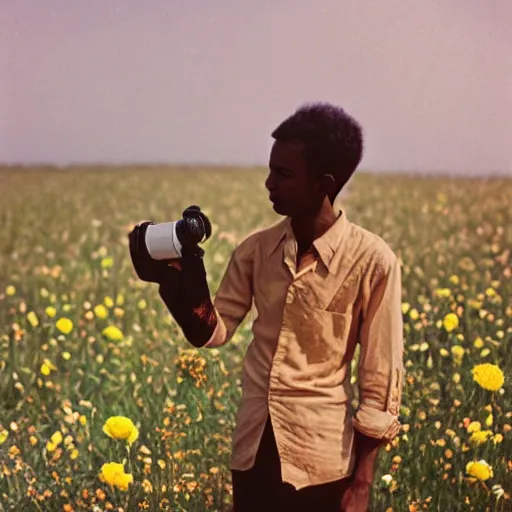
[{"xmin": 271, "ymin": 102, "xmax": 364, "ymax": 202}]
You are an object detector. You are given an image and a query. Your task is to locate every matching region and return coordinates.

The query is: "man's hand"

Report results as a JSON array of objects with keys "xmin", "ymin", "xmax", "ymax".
[
  {"xmin": 128, "ymin": 222, "xmax": 180, "ymax": 284},
  {"xmin": 344, "ymin": 429, "xmax": 382, "ymax": 511},
  {"xmin": 340, "ymin": 478, "xmax": 371, "ymax": 512}
]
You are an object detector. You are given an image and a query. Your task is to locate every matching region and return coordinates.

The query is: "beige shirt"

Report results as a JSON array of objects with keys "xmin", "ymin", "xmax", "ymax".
[{"xmin": 203, "ymin": 208, "xmax": 404, "ymax": 491}]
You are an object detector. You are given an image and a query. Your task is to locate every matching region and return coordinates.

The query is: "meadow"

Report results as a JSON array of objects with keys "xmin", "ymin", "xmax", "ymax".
[{"xmin": 0, "ymin": 165, "xmax": 510, "ymax": 511}]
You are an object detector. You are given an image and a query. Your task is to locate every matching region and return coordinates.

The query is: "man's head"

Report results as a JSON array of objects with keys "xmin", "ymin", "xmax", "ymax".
[{"xmin": 265, "ymin": 102, "xmax": 363, "ymax": 217}]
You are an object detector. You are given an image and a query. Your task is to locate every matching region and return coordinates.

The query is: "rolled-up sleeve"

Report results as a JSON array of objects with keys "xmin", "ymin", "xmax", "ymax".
[
  {"xmin": 203, "ymin": 233, "xmax": 257, "ymax": 348},
  {"xmin": 352, "ymin": 254, "xmax": 404, "ymax": 442}
]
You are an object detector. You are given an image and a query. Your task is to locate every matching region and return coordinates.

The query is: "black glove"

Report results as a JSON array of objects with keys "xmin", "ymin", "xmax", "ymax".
[
  {"xmin": 128, "ymin": 213, "xmax": 217, "ymax": 347},
  {"xmin": 128, "ymin": 221, "xmax": 166, "ymax": 284},
  {"xmin": 158, "ymin": 248, "xmax": 218, "ymax": 347},
  {"xmin": 128, "ymin": 205, "xmax": 211, "ymax": 285}
]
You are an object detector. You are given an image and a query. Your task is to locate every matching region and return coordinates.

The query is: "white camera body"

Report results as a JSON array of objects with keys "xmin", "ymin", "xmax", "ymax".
[{"xmin": 145, "ymin": 221, "xmax": 183, "ymax": 260}]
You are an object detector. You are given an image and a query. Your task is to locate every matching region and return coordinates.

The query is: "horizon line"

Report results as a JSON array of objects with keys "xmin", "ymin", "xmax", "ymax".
[{"xmin": 0, "ymin": 161, "xmax": 510, "ymax": 178}]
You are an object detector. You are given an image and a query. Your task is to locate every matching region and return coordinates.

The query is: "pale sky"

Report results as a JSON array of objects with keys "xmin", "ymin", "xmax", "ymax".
[{"xmin": 1, "ymin": 0, "xmax": 511, "ymax": 175}]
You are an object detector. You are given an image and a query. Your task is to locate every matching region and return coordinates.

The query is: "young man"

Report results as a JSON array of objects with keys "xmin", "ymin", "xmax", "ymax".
[{"xmin": 129, "ymin": 102, "xmax": 404, "ymax": 512}]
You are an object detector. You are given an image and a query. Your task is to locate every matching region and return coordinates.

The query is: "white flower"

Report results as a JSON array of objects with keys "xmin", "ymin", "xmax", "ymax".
[
  {"xmin": 492, "ymin": 484, "xmax": 505, "ymax": 500},
  {"xmin": 381, "ymin": 474, "xmax": 393, "ymax": 486}
]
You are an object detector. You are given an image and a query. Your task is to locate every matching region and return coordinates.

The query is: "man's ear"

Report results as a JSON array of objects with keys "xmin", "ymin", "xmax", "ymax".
[{"xmin": 322, "ymin": 173, "xmax": 337, "ymax": 199}]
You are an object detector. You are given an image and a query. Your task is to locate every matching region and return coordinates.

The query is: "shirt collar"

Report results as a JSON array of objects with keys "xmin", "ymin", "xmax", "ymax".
[{"xmin": 265, "ymin": 208, "xmax": 349, "ymax": 273}]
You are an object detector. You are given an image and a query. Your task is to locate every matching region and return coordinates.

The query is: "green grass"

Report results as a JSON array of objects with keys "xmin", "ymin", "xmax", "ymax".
[{"xmin": 0, "ymin": 166, "xmax": 511, "ymax": 511}]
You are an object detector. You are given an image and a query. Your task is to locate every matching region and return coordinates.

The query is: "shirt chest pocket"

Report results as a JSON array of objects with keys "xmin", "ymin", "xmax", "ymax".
[{"xmin": 283, "ymin": 306, "xmax": 352, "ymax": 366}]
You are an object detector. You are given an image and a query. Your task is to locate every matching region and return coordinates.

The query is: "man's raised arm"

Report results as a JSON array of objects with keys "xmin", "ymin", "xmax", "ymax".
[{"xmin": 158, "ymin": 233, "xmax": 257, "ymax": 349}]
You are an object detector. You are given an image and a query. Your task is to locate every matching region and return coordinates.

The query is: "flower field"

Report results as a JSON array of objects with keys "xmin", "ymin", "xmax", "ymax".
[{"xmin": 0, "ymin": 166, "xmax": 510, "ymax": 511}]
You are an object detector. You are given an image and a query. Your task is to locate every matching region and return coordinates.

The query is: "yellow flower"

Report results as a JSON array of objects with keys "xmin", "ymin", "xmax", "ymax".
[
  {"xmin": 99, "ymin": 462, "xmax": 133, "ymax": 491},
  {"xmin": 104, "ymin": 296, "xmax": 114, "ymax": 308},
  {"xmin": 70, "ymin": 448, "xmax": 79, "ymax": 460},
  {"xmin": 56, "ymin": 318, "xmax": 73, "ymax": 335},
  {"xmin": 472, "ymin": 363, "xmax": 505, "ymax": 391},
  {"xmin": 101, "ymin": 256, "xmax": 114, "ymax": 269},
  {"xmin": 468, "ymin": 299, "xmax": 483, "ymax": 309},
  {"xmin": 485, "ymin": 414, "xmax": 493, "ymax": 427},
  {"xmin": 434, "ymin": 288, "xmax": 451, "ymax": 298},
  {"xmin": 451, "ymin": 345, "xmax": 465, "ymax": 364},
  {"xmin": 439, "ymin": 348, "xmax": 449, "ymax": 357},
  {"xmin": 45, "ymin": 306, "xmax": 57, "ymax": 318},
  {"xmin": 485, "ymin": 287, "xmax": 496, "ymax": 297},
  {"xmin": 137, "ymin": 299, "xmax": 147, "ymax": 310},
  {"xmin": 102, "ymin": 416, "xmax": 139, "ymax": 445},
  {"xmin": 449, "ymin": 275, "xmax": 460, "ymax": 286},
  {"xmin": 0, "ymin": 429, "xmax": 8, "ymax": 444},
  {"xmin": 469, "ymin": 430, "xmax": 493, "ymax": 445},
  {"xmin": 46, "ymin": 431, "xmax": 63, "ymax": 452},
  {"xmin": 466, "ymin": 460, "xmax": 493, "ymax": 481},
  {"xmin": 5, "ymin": 285, "xmax": 16, "ymax": 296},
  {"xmin": 40, "ymin": 359, "xmax": 57, "ymax": 376},
  {"xmin": 142, "ymin": 479, "xmax": 153, "ymax": 493},
  {"xmin": 46, "ymin": 442, "xmax": 57, "ymax": 452},
  {"xmin": 62, "ymin": 352, "xmax": 71, "ymax": 360},
  {"xmin": 443, "ymin": 313, "xmax": 459, "ymax": 332},
  {"xmin": 51, "ymin": 431, "xmax": 63, "ymax": 445},
  {"xmin": 492, "ymin": 433, "xmax": 503, "ymax": 444},
  {"xmin": 116, "ymin": 294, "xmax": 125, "ymax": 306},
  {"xmin": 27, "ymin": 311, "xmax": 39, "ymax": 327},
  {"xmin": 409, "ymin": 308, "xmax": 419, "ymax": 320},
  {"xmin": 467, "ymin": 421, "xmax": 481, "ymax": 433},
  {"xmin": 480, "ymin": 348, "xmax": 491, "ymax": 358},
  {"xmin": 93, "ymin": 304, "xmax": 108, "ymax": 319},
  {"xmin": 102, "ymin": 325, "xmax": 124, "ymax": 341},
  {"xmin": 473, "ymin": 337, "xmax": 484, "ymax": 349}
]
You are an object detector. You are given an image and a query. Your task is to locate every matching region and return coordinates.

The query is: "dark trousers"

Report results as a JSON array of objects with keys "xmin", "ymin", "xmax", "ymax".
[{"xmin": 231, "ymin": 414, "xmax": 350, "ymax": 512}]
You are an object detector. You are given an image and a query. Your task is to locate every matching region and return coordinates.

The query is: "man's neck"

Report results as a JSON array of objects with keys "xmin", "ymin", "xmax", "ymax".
[{"xmin": 290, "ymin": 197, "xmax": 338, "ymax": 253}]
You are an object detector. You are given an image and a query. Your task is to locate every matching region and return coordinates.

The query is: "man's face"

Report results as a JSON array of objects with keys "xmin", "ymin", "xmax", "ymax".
[{"xmin": 265, "ymin": 140, "xmax": 324, "ymax": 217}]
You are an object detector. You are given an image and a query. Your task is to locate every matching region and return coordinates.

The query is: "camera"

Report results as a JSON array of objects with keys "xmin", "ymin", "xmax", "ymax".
[{"xmin": 128, "ymin": 205, "xmax": 212, "ymax": 283}]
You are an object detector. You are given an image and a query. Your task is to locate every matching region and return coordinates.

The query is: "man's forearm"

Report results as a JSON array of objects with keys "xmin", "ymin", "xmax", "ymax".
[
  {"xmin": 158, "ymin": 283, "xmax": 217, "ymax": 348},
  {"xmin": 351, "ymin": 429, "xmax": 385, "ymax": 485}
]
